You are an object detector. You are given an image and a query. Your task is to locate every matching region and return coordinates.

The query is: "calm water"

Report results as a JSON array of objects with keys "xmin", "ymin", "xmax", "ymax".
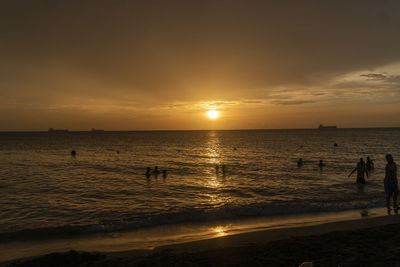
[{"xmin": 0, "ymin": 129, "xmax": 399, "ymax": 238}]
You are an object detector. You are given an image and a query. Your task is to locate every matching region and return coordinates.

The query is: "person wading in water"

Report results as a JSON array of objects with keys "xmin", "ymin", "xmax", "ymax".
[{"xmin": 348, "ymin": 158, "xmax": 369, "ymax": 184}]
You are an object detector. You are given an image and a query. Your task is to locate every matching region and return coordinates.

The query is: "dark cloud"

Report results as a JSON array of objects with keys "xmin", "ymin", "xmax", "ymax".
[
  {"xmin": 361, "ymin": 73, "xmax": 400, "ymax": 84},
  {"xmin": 271, "ymin": 100, "xmax": 315, "ymax": 105},
  {"xmin": 360, "ymin": 73, "xmax": 387, "ymax": 80},
  {"xmin": 242, "ymin": 100, "xmax": 264, "ymax": 104}
]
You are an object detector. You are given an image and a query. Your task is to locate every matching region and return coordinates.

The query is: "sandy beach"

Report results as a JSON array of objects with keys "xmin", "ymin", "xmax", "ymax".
[{"xmin": 4, "ymin": 214, "xmax": 400, "ymax": 266}]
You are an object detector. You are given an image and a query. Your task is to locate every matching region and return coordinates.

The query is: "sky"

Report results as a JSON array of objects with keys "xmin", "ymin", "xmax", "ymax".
[{"xmin": 1, "ymin": 0, "xmax": 400, "ymax": 131}]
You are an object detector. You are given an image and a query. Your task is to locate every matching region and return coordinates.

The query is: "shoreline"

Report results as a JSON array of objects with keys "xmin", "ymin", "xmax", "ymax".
[
  {"xmin": 3, "ymin": 209, "xmax": 400, "ymax": 266},
  {"xmin": 153, "ymin": 212, "xmax": 400, "ymax": 254},
  {"xmin": 0, "ymin": 207, "xmax": 388, "ymax": 263}
]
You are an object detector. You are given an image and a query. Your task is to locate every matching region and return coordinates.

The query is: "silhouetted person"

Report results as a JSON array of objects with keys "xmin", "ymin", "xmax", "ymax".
[
  {"xmin": 222, "ymin": 165, "xmax": 226, "ymax": 175},
  {"xmin": 71, "ymin": 150, "xmax": 76, "ymax": 157},
  {"xmin": 215, "ymin": 164, "xmax": 219, "ymax": 173},
  {"xmin": 146, "ymin": 167, "xmax": 151, "ymax": 179},
  {"xmin": 153, "ymin": 166, "xmax": 160, "ymax": 177},
  {"xmin": 384, "ymin": 154, "xmax": 398, "ymax": 214},
  {"xmin": 163, "ymin": 170, "xmax": 167, "ymax": 179},
  {"xmin": 297, "ymin": 158, "xmax": 303, "ymax": 167},
  {"xmin": 348, "ymin": 158, "xmax": 368, "ymax": 184},
  {"xmin": 366, "ymin": 156, "xmax": 374, "ymax": 171},
  {"xmin": 334, "ymin": 142, "xmax": 338, "ymax": 147},
  {"xmin": 318, "ymin": 160, "xmax": 324, "ymax": 169}
]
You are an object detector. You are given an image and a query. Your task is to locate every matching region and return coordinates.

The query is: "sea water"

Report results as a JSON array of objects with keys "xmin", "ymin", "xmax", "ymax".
[{"xmin": 0, "ymin": 129, "xmax": 399, "ymax": 240}]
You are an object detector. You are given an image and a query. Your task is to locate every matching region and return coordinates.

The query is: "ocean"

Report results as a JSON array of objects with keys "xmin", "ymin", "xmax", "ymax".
[{"xmin": 0, "ymin": 129, "xmax": 399, "ymax": 241}]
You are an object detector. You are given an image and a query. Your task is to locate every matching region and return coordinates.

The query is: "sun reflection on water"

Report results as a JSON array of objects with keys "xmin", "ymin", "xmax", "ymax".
[
  {"xmin": 206, "ymin": 131, "xmax": 220, "ymax": 164},
  {"xmin": 206, "ymin": 131, "xmax": 222, "ymax": 188},
  {"xmin": 212, "ymin": 226, "xmax": 227, "ymax": 236}
]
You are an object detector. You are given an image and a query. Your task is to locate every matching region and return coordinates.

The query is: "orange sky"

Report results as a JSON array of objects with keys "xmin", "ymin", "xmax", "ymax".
[{"xmin": 1, "ymin": 0, "xmax": 400, "ymax": 130}]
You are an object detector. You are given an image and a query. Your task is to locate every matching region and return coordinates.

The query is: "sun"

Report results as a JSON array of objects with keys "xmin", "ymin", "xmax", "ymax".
[{"xmin": 207, "ymin": 110, "xmax": 219, "ymax": 119}]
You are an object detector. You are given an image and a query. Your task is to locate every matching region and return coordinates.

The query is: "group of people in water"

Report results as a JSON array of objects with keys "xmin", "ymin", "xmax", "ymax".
[
  {"xmin": 72, "ymin": 148, "xmax": 397, "ymax": 214},
  {"xmin": 297, "ymin": 156, "xmax": 376, "ymax": 184},
  {"xmin": 70, "ymin": 150, "xmax": 168, "ymax": 180},
  {"xmin": 297, "ymin": 152, "xmax": 398, "ymax": 214},
  {"xmin": 348, "ymin": 156, "xmax": 374, "ymax": 184},
  {"xmin": 345, "ymin": 155, "xmax": 398, "ymax": 215},
  {"xmin": 146, "ymin": 166, "xmax": 167, "ymax": 179},
  {"xmin": 296, "ymin": 158, "xmax": 326, "ymax": 169}
]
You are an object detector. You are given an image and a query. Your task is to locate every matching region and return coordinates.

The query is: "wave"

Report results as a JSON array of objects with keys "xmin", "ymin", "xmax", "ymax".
[{"xmin": 0, "ymin": 199, "xmax": 384, "ymax": 242}]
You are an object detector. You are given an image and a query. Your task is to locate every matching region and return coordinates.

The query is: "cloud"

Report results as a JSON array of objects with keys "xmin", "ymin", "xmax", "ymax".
[
  {"xmin": 271, "ymin": 100, "xmax": 316, "ymax": 105},
  {"xmin": 360, "ymin": 73, "xmax": 387, "ymax": 80},
  {"xmin": 361, "ymin": 73, "xmax": 400, "ymax": 85}
]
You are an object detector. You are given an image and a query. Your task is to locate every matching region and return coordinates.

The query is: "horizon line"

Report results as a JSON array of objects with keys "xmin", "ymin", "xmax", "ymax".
[{"xmin": 1, "ymin": 126, "xmax": 400, "ymax": 133}]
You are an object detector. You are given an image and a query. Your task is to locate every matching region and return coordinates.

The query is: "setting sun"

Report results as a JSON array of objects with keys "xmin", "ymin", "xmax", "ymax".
[{"xmin": 207, "ymin": 110, "xmax": 219, "ymax": 119}]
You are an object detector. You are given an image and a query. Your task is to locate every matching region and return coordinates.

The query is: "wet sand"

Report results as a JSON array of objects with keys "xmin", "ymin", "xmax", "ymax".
[{"xmin": 4, "ymin": 214, "xmax": 400, "ymax": 266}]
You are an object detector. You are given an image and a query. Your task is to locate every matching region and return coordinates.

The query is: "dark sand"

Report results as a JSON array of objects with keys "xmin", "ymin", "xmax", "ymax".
[{"xmin": 3, "ymin": 215, "xmax": 400, "ymax": 266}]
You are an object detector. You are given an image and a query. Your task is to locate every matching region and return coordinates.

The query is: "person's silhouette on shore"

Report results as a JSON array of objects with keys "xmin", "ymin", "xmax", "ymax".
[
  {"xmin": 297, "ymin": 158, "xmax": 303, "ymax": 167},
  {"xmin": 318, "ymin": 160, "xmax": 324, "ymax": 169},
  {"xmin": 366, "ymin": 156, "xmax": 374, "ymax": 171},
  {"xmin": 384, "ymin": 154, "xmax": 398, "ymax": 214},
  {"xmin": 348, "ymin": 158, "xmax": 368, "ymax": 184},
  {"xmin": 145, "ymin": 167, "xmax": 151, "ymax": 179},
  {"xmin": 153, "ymin": 166, "xmax": 160, "ymax": 177}
]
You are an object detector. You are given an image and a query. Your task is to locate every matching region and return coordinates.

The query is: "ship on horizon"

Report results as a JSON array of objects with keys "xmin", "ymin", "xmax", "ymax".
[
  {"xmin": 318, "ymin": 124, "xmax": 337, "ymax": 129},
  {"xmin": 48, "ymin": 128, "xmax": 69, "ymax": 133}
]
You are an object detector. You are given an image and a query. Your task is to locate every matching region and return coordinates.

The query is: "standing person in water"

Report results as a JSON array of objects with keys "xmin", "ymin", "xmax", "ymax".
[
  {"xmin": 297, "ymin": 158, "xmax": 303, "ymax": 167},
  {"xmin": 366, "ymin": 156, "xmax": 374, "ymax": 171},
  {"xmin": 145, "ymin": 167, "xmax": 151, "ymax": 179},
  {"xmin": 318, "ymin": 160, "xmax": 324, "ymax": 169},
  {"xmin": 384, "ymin": 154, "xmax": 398, "ymax": 214},
  {"xmin": 348, "ymin": 158, "xmax": 368, "ymax": 184}
]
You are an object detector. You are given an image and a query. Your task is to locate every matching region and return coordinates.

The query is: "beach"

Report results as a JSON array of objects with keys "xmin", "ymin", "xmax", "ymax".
[{"xmin": 3, "ymin": 213, "xmax": 400, "ymax": 266}]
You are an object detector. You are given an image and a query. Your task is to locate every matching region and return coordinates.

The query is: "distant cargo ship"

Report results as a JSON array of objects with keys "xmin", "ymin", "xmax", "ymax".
[
  {"xmin": 91, "ymin": 128, "xmax": 105, "ymax": 132},
  {"xmin": 318, "ymin": 124, "xmax": 337, "ymax": 129},
  {"xmin": 48, "ymin": 128, "xmax": 69, "ymax": 133}
]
